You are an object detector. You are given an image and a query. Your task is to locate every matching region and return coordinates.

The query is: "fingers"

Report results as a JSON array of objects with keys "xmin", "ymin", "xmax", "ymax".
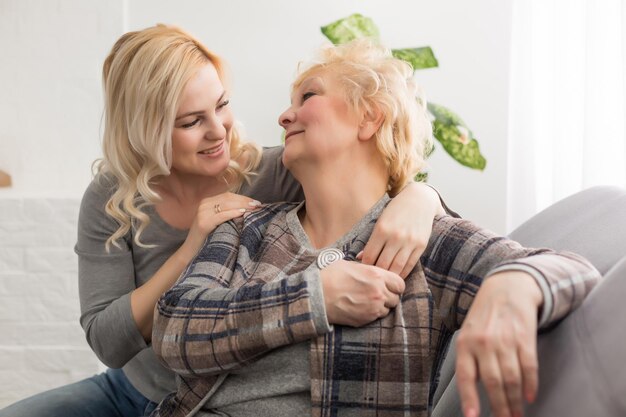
[
  {"xmin": 360, "ymin": 232, "xmax": 385, "ymax": 266},
  {"xmin": 456, "ymin": 343, "xmax": 480, "ymax": 417},
  {"xmin": 382, "ymin": 285, "xmax": 401, "ymax": 308},
  {"xmin": 375, "ymin": 240, "xmax": 405, "ymax": 273},
  {"xmin": 192, "ymin": 193, "xmax": 263, "ymax": 237},
  {"xmin": 456, "ymin": 273, "xmax": 542, "ymax": 417},
  {"xmin": 382, "ymin": 269, "xmax": 406, "ymax": 294},
  {"xmin": 399, "ymin": 248, "xmax": 421, "ymax": 278},
  {"xmin": 458, "ymin": 334, "xmax": 526, "ymax": 417},
  {"xmin": 199, "ymin": 193, "xmax": 262, "ymax": 213},
  {"xmin": 215, "ymin": 208, "xmax": 248, "ymax": 222},
  {"xmin": 519, "ymin": 335, "xmax": 539, "ymax": 403},
  {"xmin": 477, "ymin": 352, "xmax": 509, "ymax": 417},
  {"xmin": 381, "ymin": 268, "xmax": 405, "ymax": 309},
  {"xmin": 360, "ymin": 220, "xmax": 427, "ymax": 278},
  {"xmin": 498, "ymin": 348, "xmax": 523, "ymax": 417},
  {"xmin": 320, "ymin": 261, "xmax": 401, "ymax": 326},
  {"xmin": 361, "ymin": 243, "xmax": 421, "ymax": 279}
]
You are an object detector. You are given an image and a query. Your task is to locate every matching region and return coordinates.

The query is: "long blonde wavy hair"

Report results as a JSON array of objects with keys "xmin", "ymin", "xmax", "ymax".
[
  {"xmin": 292, "ymin": 39, "xmax": 433, "ymax": 196},
  {"xmin": 97, "ymin": 24, "xmax": 261, "ymax": 251}
]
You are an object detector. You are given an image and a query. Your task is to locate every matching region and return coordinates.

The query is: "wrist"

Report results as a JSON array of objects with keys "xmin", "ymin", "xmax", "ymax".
[
  {"xmin": 486, "ymin": 271, "xmax": 543, "ymax": 307},
  {"xmin": 518, "ymin": 273, "xmax": 543, "ymax": 307},
  {"xmin": 174, "ymin": 240, "xmax": 201, "ymax": 267}
]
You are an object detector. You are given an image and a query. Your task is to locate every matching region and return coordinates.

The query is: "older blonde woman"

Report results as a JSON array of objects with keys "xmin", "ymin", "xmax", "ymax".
[
  {"xmin": 0, "ymin": 26, "xmax": 446, "ymax": 417},
  {"xmin": 152, "ymin": 40, "xmax": 600, "ymax": 417}
]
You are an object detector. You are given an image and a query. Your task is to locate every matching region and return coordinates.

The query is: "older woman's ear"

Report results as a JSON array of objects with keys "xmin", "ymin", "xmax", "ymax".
[{"xmin": 357, "ymin": 107, "xmax": 385, "ymax": 141}]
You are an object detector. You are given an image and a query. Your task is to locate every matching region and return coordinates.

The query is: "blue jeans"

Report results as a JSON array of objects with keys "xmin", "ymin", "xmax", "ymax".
[{"xmin": 0, "ymin": 368, "xmax": 158, "ymax": 417}]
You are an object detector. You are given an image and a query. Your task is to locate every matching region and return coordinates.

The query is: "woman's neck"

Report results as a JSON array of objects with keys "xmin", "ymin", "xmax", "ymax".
[
  {"xmin": 297, "ymin": 162, "xmax": 387, "ymax": 249},
  {"xmin": 156, "ymin": 169, "xmax": 229, "ymax": 206},
  {"xmin": 152, "ymin": 170, "xmax": 231, "ymax": 230}
]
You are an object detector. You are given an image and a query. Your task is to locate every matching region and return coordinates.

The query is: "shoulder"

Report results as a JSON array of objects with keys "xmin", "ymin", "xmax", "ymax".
[
  {"xmin": 76, "ymin": 173, "xmax": 129, "ymax": 250},
  {"xmin": 260, "ymin": 145, "xmax": 284, "ymax": 159},
  {"xmin": 206, "ymin": 202, "xmax": 298, "ymax": 260},
  {"xmin": 256, "ymin": 146, "xmax": 284, "ymax": 171},
  {"xmin": 239, "ymin": 146, "xmax": 304, "ymax": 203},
  {"xmin": 233, "ymin": 201, "xmax": 299, "ymax": 233},
  {"xmin": 214, "ymin": 202, "xmax": 297, "ymax": 239},
  {"xmin": 81, "ymin": 173, "xmax": 117, "ymax": 209},
  {"xmin": 428, "ymin": 215, "xmax": 501, "ymax": 250}
]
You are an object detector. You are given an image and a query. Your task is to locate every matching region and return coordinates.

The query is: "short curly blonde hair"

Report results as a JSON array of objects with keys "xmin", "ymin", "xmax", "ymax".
[
  {"xmin": 97, "ymin": 24, "xmax": 261, "ymax": 251},
  {"xmin": 292, "ymin": 39, "xmax": 432, "ymax": 196}
]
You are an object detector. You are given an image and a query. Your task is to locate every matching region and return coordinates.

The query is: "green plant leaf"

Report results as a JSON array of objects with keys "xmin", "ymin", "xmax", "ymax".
[
  {"xmin": 428, "ymin": 102, "xmax": 487, "ymax": 170},
  {"xmin": 414, "ymin": 171, "xmax": 429, "ymax": 182},
  {"xmin": 392, "ymin": 47, "xmax": 439, "ymax": 70},
  {"xmin": 321, "ymin": 13, "xmax": 380, "ymax": 45},
  {"xmin": 318, "ymin": 14, "xmax": 486, "ymax": 173}
]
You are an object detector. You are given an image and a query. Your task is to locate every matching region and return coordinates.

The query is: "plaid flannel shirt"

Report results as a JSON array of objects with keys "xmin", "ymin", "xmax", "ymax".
[{"xmin": 151, "ymin": 200, "xmax": 600, "ymax": 417}]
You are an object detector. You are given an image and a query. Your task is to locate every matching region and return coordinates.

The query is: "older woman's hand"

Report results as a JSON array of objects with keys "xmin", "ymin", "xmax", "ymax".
[
  {"xmin": 320, "ymin": 260, "xmax": 405, "ymax": 327},
  {"xmin": 361, "ymin": 182, "xmax": 445, "ymax": 278},
  {"xmin": 455, "ymin": 271, "xmax": 543, "ymax": 417}
]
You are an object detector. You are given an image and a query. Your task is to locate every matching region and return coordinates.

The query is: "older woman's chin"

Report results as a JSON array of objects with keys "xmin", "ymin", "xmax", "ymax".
[{"xmin": 281, "ymin": 145, "xmax": 299, "ymax": 171}]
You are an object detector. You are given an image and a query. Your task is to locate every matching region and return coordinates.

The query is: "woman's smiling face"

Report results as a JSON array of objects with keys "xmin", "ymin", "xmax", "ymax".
[
  {"xmin": 278, "ymin": 71, "xmax": 361, "ymax": 170},
  {"xmin": 171, "ymin": 62, "xmax": 234, "ymax": 178}
]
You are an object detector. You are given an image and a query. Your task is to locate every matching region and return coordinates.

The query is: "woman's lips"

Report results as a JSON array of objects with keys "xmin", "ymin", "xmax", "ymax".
[
  {"xmin": 285, "ymin": 130, "xmax": 304, "ymax": 141},
  {"xmin": 198, "ymin": 141, "xmax": 225, "ymax": 157}
]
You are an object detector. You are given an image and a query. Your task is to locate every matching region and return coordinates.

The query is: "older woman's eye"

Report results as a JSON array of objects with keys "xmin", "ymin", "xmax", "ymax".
[{"xmin": 302, "ymin": 92, "xmax": 316, "ymax": 102}]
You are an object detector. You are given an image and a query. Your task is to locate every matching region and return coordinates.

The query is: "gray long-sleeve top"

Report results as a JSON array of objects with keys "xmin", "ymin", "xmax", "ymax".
[{"xmin": 75, "ymin": 146, "xmax": 304, "ymax": 402}]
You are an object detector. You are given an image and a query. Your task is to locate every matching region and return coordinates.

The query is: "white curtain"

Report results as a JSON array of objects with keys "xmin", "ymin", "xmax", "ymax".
[{"xmin": 507, "ymin": 0, "xmax": 626, "ymax": 231}]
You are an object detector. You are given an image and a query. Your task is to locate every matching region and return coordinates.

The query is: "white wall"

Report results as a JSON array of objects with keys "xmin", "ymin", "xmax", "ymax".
[
  {"xmin": 0, "ymin": 0, "xmax": 123, "ymax": 199},
  {"xmin": 0, "ymin": 198, "xmax": 99, "ymax": 407},
  {"xmin": 0, "ymin": 1, "xmax": 124, "ymax": 406},
  {"xmin": 128, "ymin": 0, "xmax": 513, "ymax": 233},
  {"xmin": 0, "ymin": 0, "xmax": 513, "ymax": 407},
  {"xmin": 1, "ymin": 0, "xmax": 513, "ymax": 232}
]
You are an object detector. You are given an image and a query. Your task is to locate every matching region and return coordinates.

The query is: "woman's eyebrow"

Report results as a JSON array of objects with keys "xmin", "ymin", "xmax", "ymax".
[
  {"xmin": 175, "ymin": 91, "xmax": 227, "ymax": 120},
  {"xmin": 291, "ymin": 78, "xmax": 322, "ymax": 104}
]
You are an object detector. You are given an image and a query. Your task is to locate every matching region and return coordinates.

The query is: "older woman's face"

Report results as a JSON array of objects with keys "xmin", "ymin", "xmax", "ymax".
[
  {"xmin": 171, "ymin": 63, "xmax": 233, "ymax": 178},
  {"xmin": 278, "ymin": 72, "xmax": 361, "ymax": 170}
]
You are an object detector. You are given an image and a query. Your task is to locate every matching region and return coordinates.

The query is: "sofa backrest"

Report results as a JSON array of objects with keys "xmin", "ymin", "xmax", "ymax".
[
  {"xmin": 524, "ymin": 255, "xmax": 626, "ymax": 416},
  {"xmin": 432, "ymin": 185, "xmax": 626, "ymax": 417},
  {"xmin": 508, "ymin": 185, "xmax": 626, "ymax": 274}
]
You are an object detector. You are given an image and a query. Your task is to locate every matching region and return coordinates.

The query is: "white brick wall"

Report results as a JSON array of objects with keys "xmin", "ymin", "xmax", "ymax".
[
  {"xmin": 0, "ymin": 0, "xmax": 124, "ymax": 406},
  {"xmin": 0, "ymin": 199, "xmax": 101, "ymax": 408}
]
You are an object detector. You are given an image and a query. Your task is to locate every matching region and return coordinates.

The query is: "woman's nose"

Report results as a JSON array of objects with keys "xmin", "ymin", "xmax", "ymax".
[
  {"xmin": 204, "ymin": 116, "xmax": 227, "ymax": 140},
  {"xmin": 278, "ymin": 108, "xmax": 295, "ymax": 129}
]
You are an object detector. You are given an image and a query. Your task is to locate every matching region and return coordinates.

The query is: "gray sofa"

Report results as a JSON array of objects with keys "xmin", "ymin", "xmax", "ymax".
[{"xmin": 432, "ymin": 185, "xmax": 626, "ymax": 417}]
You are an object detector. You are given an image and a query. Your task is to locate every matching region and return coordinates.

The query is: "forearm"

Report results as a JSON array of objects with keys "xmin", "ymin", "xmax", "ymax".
[
  {"xmin": 130, "ymin": 242, "xmax": 198, "ymax": 342},
  {"xmin": 362, "ymin": 183, "xmax": 446, "ymax": 276},
  {"xmin": 424, "ymin": 216, "xmax": 600, "ymax": 329},
  {"xmin": 153, "ymin": 269, "xmax": 331, "ymax": 377},
  {"xmin": 398, "ymin": 182, "xmax": 446, "ymax": 216},
  {"xmin": 487, "ymin": 251, "xmax": 601, "ymax": 327},
  {"xmin": 78, "ymin": 247, "xmax": 151, "ymax": 368}
]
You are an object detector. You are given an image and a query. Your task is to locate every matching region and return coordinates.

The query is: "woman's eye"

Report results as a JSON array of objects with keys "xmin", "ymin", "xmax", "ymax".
[
  {"xmin": 217, "ymin": 99, "xmax": 230, "ymax": 109},
  {"xmin": 181, "ymin": 118, "xmax": 200, "ymax": 128},
  {"xmin": 302, "ymin": 92, "xmax": 316, "ymax": 102}
]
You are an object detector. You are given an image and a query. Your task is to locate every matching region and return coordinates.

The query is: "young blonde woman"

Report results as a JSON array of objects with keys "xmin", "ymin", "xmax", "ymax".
[
  {"xmin": 0, "ymin": 26, "xmax": 447, "ymax": 417},
  {"xmin": 151, "ymin": 40, "xmax": 600, "ymax": 417}
]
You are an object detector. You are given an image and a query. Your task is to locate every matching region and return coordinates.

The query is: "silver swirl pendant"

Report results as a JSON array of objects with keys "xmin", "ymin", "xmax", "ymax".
[{"xmin": 316, "ymin": 248, "xmax": 344, "ymax": 269}]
